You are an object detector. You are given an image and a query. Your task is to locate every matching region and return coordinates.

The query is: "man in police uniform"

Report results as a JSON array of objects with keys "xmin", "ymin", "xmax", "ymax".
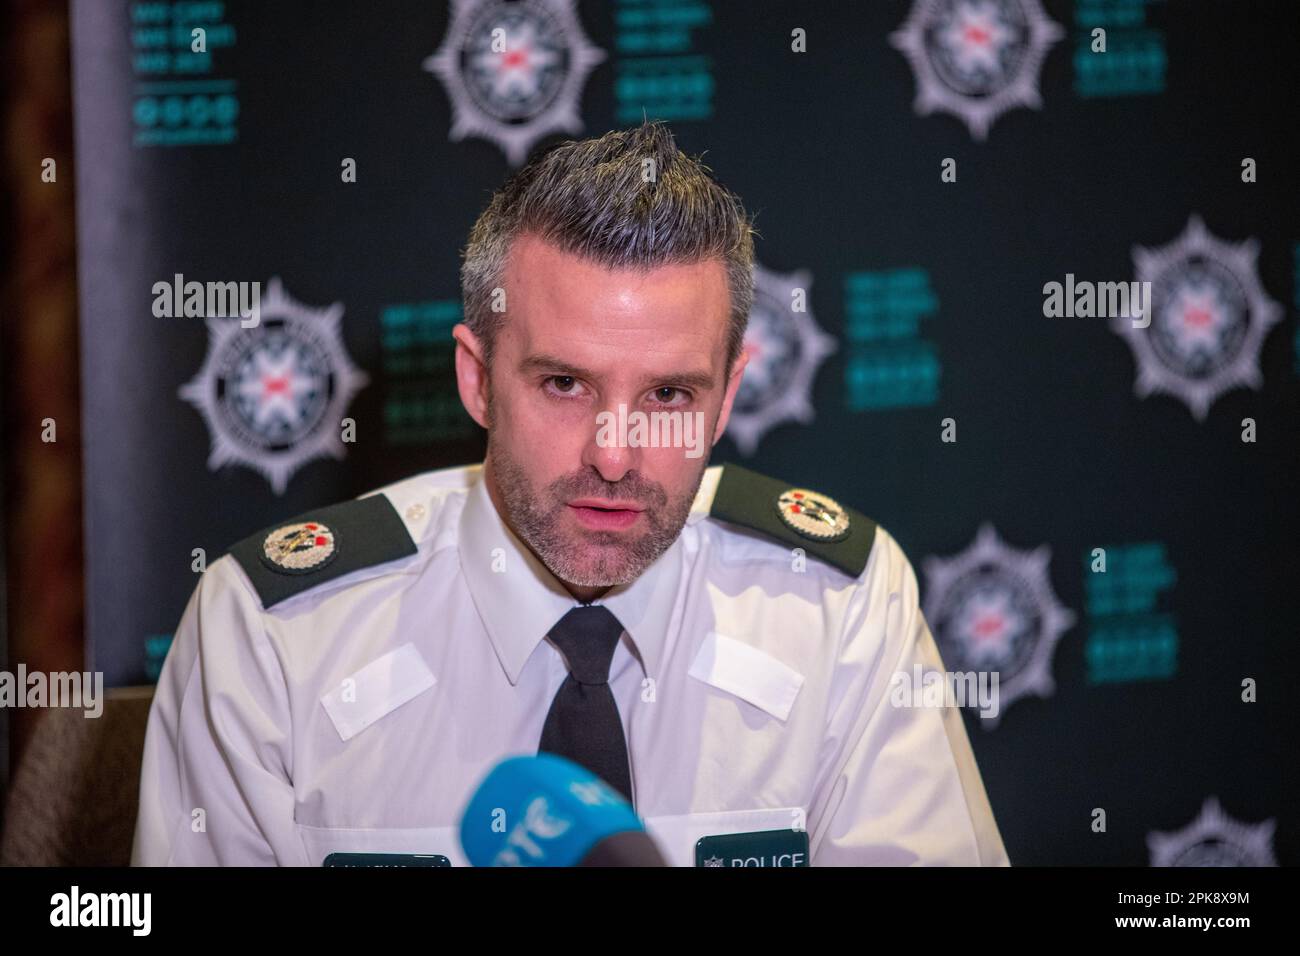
[{"xmin": 131, "ymin": 122, "xmax": 1009, "ymax": 867}]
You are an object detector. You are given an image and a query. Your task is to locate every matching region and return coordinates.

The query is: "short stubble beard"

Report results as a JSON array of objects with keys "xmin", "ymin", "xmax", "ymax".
[{"xmin": 486, "ymin": 407, "xmax": 706, "ymax": 590}]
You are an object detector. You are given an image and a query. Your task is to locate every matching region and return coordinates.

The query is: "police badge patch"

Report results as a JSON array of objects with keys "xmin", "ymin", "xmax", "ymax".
[
  {"xmin": 776, "ymin": 489, "xmax": 851, "ymax": 542},
  {"xmin": 423, "ymin": 0, "xmax": 606, "ymax": 167},
  {"xmin": 890, "ymin": 0, "xmax": 1064, "ymax": 141},
  {"xmin": 1112, "ymin": 215, "xmax": 1283, "ymax": 421},
  {"xmin": 261, "ymin": 522, "xmax": 338, "ymax": 575},
  {"xmin": 178, "ymin": 277, "xmax": 369, "ymax": 495},
  {"xmin": 922, "ymin": 523, "xmax": 1076, "ymax": 728}
]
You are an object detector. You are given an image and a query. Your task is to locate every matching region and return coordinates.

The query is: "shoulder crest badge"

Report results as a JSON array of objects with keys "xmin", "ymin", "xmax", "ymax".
[
  {"xmin": 261, "ymin": 521, "xmax": 338, "ymax": 574},
  {"xmin": 710, "ymin": 465, "xmax": 875, "ymax": 577},
  {"xmin": 775, "ymin": 489, "xmax": 851, "ymax": 542},
  {"xmin": 228, "ymin": 493, "xmax": 417, "ymax": 609}
]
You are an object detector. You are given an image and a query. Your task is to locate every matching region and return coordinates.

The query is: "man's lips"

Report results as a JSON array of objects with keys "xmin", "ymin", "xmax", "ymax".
[
  {"xmin": 568, "ymin": 498, "xmax": 645, "ymax": 512},
  {"xmin": 567, "ymin": 499, "xmax": 645, "ymax": 531}
]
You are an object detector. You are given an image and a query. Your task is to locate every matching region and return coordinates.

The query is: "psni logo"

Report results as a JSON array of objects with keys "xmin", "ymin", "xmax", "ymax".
[
  {"xmin": 179, "ymin": 277, "xmax": 368, "ymax": 494},
  {"xmin": 1112, "ymin": 215, "xmax": 1283, "ymax": 421},
  {"xmin": 424, "ymin": 0, "xmax": 606, "ymax": 166},
  {"xmin": 726, "ymin": 262, "xmax": 836, "ymax": 456},
  {"xmin": 922, "ymin": 524, "xmax": 1075, "ymax": 728},
  {"xmin": 891, "ymin": 0, "xmax": 1063, "ymax": 140},
  {"xmin": 1147, "ymin": 798, "xmax": 1278, "ymax": 867}
]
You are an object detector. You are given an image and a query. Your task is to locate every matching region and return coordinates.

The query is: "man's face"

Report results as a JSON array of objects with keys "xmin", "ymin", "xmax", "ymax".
[{"xmin": 454, "ymin": 233, "xmax": 748, "ymax": 596}]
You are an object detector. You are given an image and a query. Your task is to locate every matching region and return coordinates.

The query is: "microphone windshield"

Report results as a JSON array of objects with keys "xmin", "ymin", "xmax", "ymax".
[{"xmin": 459, "ymin": 753, "xmax": 653, "ymax": 867}]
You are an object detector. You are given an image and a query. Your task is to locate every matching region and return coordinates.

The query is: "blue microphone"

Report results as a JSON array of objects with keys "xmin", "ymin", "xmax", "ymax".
[{"xmin": 458, "ymin": 754, "xmax": 667, "ymax": 866}]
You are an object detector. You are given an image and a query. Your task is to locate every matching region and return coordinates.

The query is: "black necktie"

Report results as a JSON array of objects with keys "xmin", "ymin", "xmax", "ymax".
[{"xmin": 538, "ymin": 606, "xmax": 634, "ymax": 805}]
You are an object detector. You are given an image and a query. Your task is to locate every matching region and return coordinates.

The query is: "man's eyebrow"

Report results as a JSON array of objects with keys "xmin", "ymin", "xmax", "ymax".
[
  {"xmin": 518, "ymin": 354, "xmax": 716, "ymax": 391},
  {"xmin": 519, "ymin": 354, "xmax": 598, "ymax": 379},
  {"xmin": 655, "ymin": 369, "xmax": 716, "ymax": 392}
]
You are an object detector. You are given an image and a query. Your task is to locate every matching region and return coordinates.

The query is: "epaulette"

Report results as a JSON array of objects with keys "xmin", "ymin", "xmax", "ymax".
[
  {"xmin": 708, "ymin": 463, "xmax": 877, "ymax": 577},
  {"xmin": 227, "ymin": 493, "xmax": 418, "ymax": 609}
]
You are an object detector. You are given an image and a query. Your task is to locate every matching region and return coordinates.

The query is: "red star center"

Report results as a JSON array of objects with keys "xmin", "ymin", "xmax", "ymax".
[
  {"xmin": 502, "ymin": 47, "xmax": 530, "ymax": 70},
  {"xmin": 973, "ymin": 613, "xmax": 1005, "ymax": 641},
  {"xmin": 1183, "ymin": 306, "xmax": 1213, "ymax": 328},
  {"xmin": 263, "ymin": 375, "xmax": 289, "ymax": 396},
  {"xmin": 964, "ymin": 25, "xmax": 990, "ymax": 45}
]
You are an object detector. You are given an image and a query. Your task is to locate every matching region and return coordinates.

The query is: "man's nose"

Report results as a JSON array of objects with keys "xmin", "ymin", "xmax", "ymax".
[{"xmin": 583, "ymin": 405, "xmax": 641, "ymax": 483}]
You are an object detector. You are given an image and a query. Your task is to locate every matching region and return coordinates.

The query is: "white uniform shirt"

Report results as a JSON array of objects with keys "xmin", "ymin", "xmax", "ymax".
[{"xmin": 131, "ymin": 462, "xmax": 1010, "ymax": 866}]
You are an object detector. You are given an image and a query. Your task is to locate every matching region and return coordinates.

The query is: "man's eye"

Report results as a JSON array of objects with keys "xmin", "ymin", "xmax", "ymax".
[
  {"xmin": 546, "ymin": 376, "xmax": 580, "ymax": 395},
  {"xmin": 651, "ymin": 387, "xmax": 689, "ymax": 405}
]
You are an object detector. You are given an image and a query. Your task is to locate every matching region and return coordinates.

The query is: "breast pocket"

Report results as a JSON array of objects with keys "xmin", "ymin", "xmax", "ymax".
[
  {"xmin": 296, "ymin": 823, "xmax": 466, "ymax": 867},
  {"xmin": 641, "ymin": 807, "xmax": 808, "ymax": 867}
]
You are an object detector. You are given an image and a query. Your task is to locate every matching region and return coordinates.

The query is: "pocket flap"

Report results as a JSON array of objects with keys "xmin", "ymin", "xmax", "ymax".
[
  {"xmin": 319, "ymin": 643, "xmax": 436, "ymax": 742},
  {"xmin": 688, "ymin": 632, "xmax": 805, "ymax": 721}
]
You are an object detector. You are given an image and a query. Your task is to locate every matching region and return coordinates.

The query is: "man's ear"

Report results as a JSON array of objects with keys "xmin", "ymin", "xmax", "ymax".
[
  {"xmin": 452, "ymin": 323, "xmax": 490, "ymax": 429},
  {"xmin": 711, "ymin": 346, "xmax": 751, "ymax": 445}
]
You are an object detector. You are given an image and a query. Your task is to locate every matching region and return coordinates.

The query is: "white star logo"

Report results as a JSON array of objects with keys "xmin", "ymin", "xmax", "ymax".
[
  {"xmin": 1148, "ymin": 797, "xmax": 1278, "ymax": 867},
  {"xmin": 727, "ymin": 263, "xmax": 837, "ymax": 456},
  {"xmin": 1113, "ymin": 215, "xmax": 1283, "ymax": 420},
  {"xmin": 891, "ymin": 0, "xmax": 1063, "ymax": 140},
  {"xmin": 424, "ymin": 0, "xmax": 606, "ymax": 167},
  {"xmin": 923, "ymin": 523, "xmax": 1075, "ymax": 728},
  {"xmin": 179, "ymin": 277, "xmax": 368, "ymax": 494}
]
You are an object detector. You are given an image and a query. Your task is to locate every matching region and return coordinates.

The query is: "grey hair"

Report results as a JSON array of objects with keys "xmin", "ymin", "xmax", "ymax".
[{"xmin": 459, "ymin": 120, "xmax": 758, "ymax": 371}]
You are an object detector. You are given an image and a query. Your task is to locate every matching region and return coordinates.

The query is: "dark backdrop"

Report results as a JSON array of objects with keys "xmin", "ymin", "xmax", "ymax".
[{"xmin": 70, "ymin": 0, "xmax": 1298, "ymax": 866}]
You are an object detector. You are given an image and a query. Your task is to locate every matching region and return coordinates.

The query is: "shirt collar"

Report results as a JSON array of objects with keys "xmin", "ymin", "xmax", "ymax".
[{"xmin": 458, "ymin": 467, "xmax": 687, "ymax": 686}]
